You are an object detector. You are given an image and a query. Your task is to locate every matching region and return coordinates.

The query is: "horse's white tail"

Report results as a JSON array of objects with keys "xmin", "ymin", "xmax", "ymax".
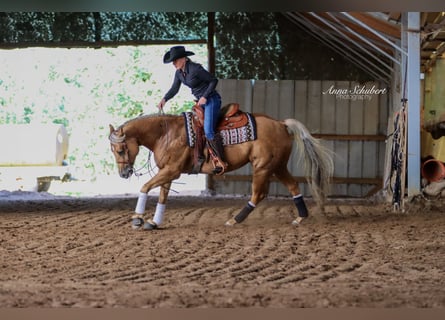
[{"xmin": 284, "ymin": 119, "xmax": 334, "ymax": 209}]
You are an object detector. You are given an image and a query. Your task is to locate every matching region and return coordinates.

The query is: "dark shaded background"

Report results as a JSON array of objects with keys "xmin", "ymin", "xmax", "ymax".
[{"xmin": 0, "ymin": 12, "xmax": 371, "ymax": 81}]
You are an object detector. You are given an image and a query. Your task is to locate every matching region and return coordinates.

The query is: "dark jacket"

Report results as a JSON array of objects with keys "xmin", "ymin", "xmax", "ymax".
[{"xmin": 163, "ymin": 60, "xmax": 218, "ymax": 101}]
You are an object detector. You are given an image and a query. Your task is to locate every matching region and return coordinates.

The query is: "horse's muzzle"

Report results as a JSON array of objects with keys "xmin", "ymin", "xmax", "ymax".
[{"xmin": 119, "ymin": 166, "xmax": 134, "ymax": 179}]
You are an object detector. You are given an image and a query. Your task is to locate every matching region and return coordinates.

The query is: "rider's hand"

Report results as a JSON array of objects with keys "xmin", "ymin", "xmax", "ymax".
[
  {"xmin": 157, "ymin": 99, "xmax": 166, "ymax": 110},
  {"xmin": 197, "ymin": 97, "xmax": 207, "ymax": 106}
]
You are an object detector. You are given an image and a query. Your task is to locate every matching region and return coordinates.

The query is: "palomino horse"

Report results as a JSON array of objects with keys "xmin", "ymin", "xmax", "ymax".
[{"xmin": 109, "ymin": 107, "xmax": 333, "ymax": 230}]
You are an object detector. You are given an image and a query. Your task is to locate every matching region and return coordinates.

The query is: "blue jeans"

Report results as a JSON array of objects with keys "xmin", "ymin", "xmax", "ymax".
[{"xmin": 203, "ymin": 93, "xmax": 221, "ymax": 140}]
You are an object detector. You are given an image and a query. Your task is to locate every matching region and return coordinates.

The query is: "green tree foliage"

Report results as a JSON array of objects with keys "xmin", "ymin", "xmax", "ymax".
[
  {"xmin": 0, "ymin": 12, "xmax": 371, "ymax": 182},
  {"xmin": 0, "ymin": 12, "xmax": 55, "ymax": 42},
  {"xmin": 0, "ymin": 12, "xmax": 207, "ymax": 43},
  {"xmin": 214, "ymin": 12, "xmax": 371, "ymax": 81},
  {"xmin": 0, "ymin": 45, "xmax": 206, "ymax": 179},
  {"xmin": 0, "ymin": 12, "xmax": 369, "ymax": 81},
  {"xmin": 215, "ymin": 12, "xmax": 281, "ymax": 79}
]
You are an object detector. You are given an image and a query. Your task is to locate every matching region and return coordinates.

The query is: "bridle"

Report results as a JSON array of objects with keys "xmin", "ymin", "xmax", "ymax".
[
  {"xmin": 108, "ymin": 114, "xmax": 182, "ymax": 186},
  {"xmin": 109, "ymin": 113, "xmax": 170, "ymax": 178},
  {"xmin": 109, "ymin": 130, "xmax": 133, "ymax": 167}
]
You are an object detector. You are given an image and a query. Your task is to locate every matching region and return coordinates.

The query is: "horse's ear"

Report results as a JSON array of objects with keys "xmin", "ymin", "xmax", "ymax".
[{"xmin": 109, "ymin": 124, "xmax": 115, "ymax": 134}]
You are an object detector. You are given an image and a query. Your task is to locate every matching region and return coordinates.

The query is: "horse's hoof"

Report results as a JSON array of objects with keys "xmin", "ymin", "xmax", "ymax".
[
  {"xmin": 143, "ymin": 219, "xmax": 158, "ymax": 230},
  {"xmin": 225, "ymin": 218, "xmax": 237, "ymax": 227},
  {"xmin": 292, "ymin": 216, "xmax": 305, "ymax": 226},
  {"xmin": 131, "ymin": 216, "xmax": 144, "ymax": 230}
]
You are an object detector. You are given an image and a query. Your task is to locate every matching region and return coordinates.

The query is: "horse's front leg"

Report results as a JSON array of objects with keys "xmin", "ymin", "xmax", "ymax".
[
  {"xmin": 137, "ymin": 182, "xmax": 172, "ymax": 230},
  {"xmin": 132, "ymin": 168, "xmax": 179, "ymax": 230}
]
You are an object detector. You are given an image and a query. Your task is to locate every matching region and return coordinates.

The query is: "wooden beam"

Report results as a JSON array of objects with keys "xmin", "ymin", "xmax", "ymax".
[
  {"xmin": 406, "ymin": 12, "xmax": 422, "ymax": 196},
  {"xmin": 207, "ymin": 12, "xmax": 216, "ymax": 74},
  {"xmin": 312, "ymin": 134, "xmax": 387, "ymax": 141},
  {"xmin": 387, "ymin": 12, "xmax": 401, "ymax": 22},
  {"xmin": 213, "ymin": 174, "xmax": 382, "ymax": 186},
  {"xmin": 0, "ymin": 39, "xmax": 208, "ymax": 49},
  {"xmin": 301, "ymin": 13, "xmax": 394, "ymax": 55},
  {"xmin": 206, "ymin": 12, "xmax": 216, "ymax": 193},
  {"xmin": 212, "ymin": 174, "xmax": 383, "ymax": 198},
  {"xmin": 212, "ymin": 174, "xmax": 383, "ymax": 197},
  {"xmin": 348, "ymin": 12, "xmax": 401, "ymax": 39}
]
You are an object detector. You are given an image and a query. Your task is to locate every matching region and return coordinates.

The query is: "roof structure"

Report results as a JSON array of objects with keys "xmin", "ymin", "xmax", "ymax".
[
  {"xmin": 284, "ymin": 12, "xmax": 445, "ymax": 199},
  {"xmin": 284, "ymin": 12, "xmax": 445, "ymax": 82}
]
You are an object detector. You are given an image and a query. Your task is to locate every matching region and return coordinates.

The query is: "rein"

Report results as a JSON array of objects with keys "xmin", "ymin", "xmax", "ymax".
[{"xmin": 132, "ymin": 151, "xmax": 152, "ymax": 177}]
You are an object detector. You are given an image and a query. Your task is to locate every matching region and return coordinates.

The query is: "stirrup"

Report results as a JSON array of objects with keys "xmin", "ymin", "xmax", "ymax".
[
  {"xmin": 213, "ymin": 166, "xmax": 224, "ymax": 175},
  {"xmin": 207, "ymin": 146, "xmax": 227, "ymax": 175},
  {"xmin": 211, "ymin": 157, "xmax": 228, "ymax": 175}
]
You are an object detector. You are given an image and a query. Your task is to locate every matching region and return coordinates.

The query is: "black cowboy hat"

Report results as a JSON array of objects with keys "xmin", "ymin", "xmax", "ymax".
[{"xmin": 163, "ymin": 46, "xmax": 195, "ymax": 63}]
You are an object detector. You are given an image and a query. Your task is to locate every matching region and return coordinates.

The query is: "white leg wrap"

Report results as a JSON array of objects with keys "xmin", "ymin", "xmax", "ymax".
[
  {"xmin": 135, "ymin": 192, "xmax": 148, "ymax": 214},
  {"xmin": 153, "ymin": 203, "xmax": 166, "ymax": 226}
]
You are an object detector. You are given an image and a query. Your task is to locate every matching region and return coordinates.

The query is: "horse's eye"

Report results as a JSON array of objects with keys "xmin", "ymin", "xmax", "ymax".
[{"xmin": 111, "ymin": 145, "xmax": 124, "ymax": 156}]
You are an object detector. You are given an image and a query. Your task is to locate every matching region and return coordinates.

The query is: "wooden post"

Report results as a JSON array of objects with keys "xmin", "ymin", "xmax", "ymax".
[
  {"xmin": 405, "ymin": 12, "xmax": 421, "ymax": 196},
  {"xmin": 207, "ymin": 12, "xmax": 216, "ymax": 74},
  {"xmin": 206, "ymin": 12, "xmax": 216, "ymax": 193}
]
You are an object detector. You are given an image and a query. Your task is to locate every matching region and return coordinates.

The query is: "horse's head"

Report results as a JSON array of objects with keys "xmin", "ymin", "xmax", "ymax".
[{"xmin": 109, "ymin": 124, "xmax": 139, "ymax": 179}]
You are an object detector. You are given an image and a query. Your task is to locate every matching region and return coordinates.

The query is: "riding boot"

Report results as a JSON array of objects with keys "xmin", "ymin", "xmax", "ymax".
[{"xmin": 207, "ymin": 133, "xmax": 228, "ymax": 174}]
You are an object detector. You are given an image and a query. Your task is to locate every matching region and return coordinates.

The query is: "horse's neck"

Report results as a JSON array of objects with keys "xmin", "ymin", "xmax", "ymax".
[{"xmin": 126, "ymin": 116, "xmax": 168, "ymax": 149}]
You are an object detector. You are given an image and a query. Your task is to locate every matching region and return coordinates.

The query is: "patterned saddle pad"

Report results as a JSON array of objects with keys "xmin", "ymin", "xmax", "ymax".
[{"xmin": 182, "ymin": 111, "xmax": 257, "ymax": 147}]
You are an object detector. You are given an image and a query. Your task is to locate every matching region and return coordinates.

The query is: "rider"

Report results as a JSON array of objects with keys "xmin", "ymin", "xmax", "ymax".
[{"xmin": 157, "ymin": 45, "xmax": 227, "ymax": 174}]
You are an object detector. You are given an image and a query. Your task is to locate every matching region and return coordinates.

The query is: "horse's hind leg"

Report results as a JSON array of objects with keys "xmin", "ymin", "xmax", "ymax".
[
  {"xmin": 274, "ymin": 168, "xmax": 309, "ymax": 225},
  {"xmin": 225, "ymin": 172, "xmax": 270, "ymax": 226}
]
